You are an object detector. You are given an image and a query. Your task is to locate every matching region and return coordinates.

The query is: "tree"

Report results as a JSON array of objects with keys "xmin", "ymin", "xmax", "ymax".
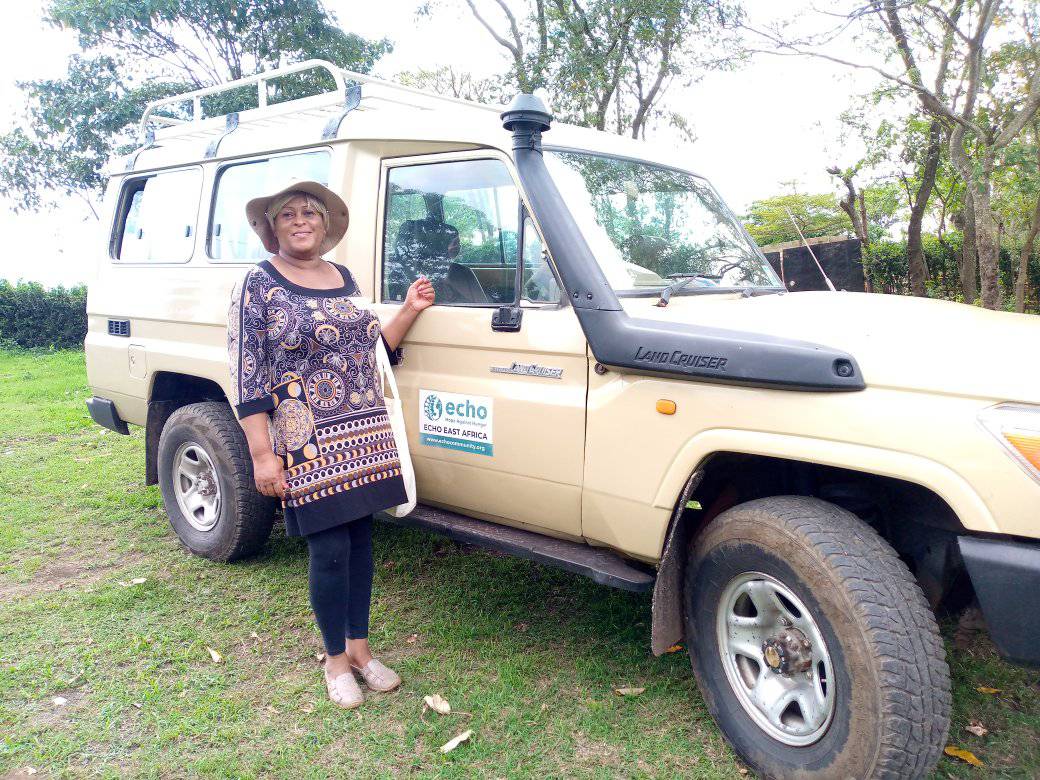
[
  {"xmin": 744, "ymin": 192, "xmax": 852, "ymax": 246},
  {"xmin": 871, "ymin": 1, "xmax": 962, "ymax": 299},
  {"xmin": 0, "ymin": 0, "xmax": 390, "ymax": 214},
  {"xmin": 396, "ymin": 66, "xmax": 510, "ymax": 104},
  {"xmin": 745, "ymin": 0, "xmax": 1040, "ymax": 310},
  {"xmin": 47, "ymin": 0, "xmax": 389, "ymax": 87},
  {"xmin": 0, "ymin": 56, "xmax": 186, "ymax": 217},
  {"xmin": 994, "ymin": 119, "xmax": 1040, "ymax": 311},
  {"xmin": 458, "ymin": 0, "xmax": 743, "ymax": 139}
]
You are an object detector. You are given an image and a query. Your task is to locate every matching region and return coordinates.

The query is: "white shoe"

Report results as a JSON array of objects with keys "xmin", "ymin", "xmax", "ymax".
[
  {"xmin": 352, "ymin": 658, "xmax": 402, "ymax": 692},
  {"xmin": 325, "ymin": 669, "xmax": 364, "ymax": 709}
]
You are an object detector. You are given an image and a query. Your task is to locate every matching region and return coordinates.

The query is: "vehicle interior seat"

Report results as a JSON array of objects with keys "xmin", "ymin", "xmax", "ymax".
[{"xmin": 390, "ymin": 218, "xmax": 489, "ymax": 304}]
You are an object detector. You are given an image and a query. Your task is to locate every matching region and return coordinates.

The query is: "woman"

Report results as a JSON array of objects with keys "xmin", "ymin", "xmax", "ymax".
[{"xmin": 227, "ymin": 180, "xmax": 434, "ymax": 709}]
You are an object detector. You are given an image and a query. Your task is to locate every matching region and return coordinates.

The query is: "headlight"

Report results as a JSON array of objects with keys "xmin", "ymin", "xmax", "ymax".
[{"xmin": 979, "ymin": 404, "xmax": 1040, "ymax": 485}]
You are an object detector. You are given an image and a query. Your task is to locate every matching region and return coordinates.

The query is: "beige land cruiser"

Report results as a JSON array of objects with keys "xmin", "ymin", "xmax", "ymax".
[{"xmin": 83, "ymin": 61, "xmax": 1040, "ymax": 779}]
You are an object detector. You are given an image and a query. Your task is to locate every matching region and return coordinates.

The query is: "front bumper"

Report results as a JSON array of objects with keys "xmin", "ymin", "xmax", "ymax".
[
  {"xmin": 959, "ymin": 535, "xmax": 1040, "ymax": 667},
  {"xmin": 86, "ymin": 396, "xmax": 129, "ymax": 435}
]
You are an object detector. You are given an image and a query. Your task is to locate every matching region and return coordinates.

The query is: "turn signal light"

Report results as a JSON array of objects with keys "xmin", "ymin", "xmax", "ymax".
[
  {"xmin": 656, "ymin": 399, "xmax": 677, "ymax": 415},
  {"xmin": 1005, "ymin": 433, "xmax": 1040, "ymax": 471},
  {"xmin": 979, "ymin": 404, "xmax": 1040, "ymax": 486}
]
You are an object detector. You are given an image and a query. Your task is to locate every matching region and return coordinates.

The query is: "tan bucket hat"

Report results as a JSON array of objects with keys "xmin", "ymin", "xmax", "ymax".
[{"xmin": 245, "ymin": 180, "xmax": 349, "ymax": 255}]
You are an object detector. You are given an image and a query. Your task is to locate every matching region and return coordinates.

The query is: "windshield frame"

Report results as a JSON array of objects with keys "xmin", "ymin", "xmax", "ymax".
[{"xmin": 541, "ymin": 145, "xmax": 784, "ymax": 298}]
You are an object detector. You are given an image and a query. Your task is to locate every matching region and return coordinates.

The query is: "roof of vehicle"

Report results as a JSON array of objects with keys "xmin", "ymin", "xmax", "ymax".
[{"xmin": 109, "ymin": 59, "xmax": 701, "ymax": 178}]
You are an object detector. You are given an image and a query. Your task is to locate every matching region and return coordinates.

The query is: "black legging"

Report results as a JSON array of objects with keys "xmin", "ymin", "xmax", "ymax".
[{"xmin": 304, "ymin": 515, "xmax": 374, "ymax": 656}]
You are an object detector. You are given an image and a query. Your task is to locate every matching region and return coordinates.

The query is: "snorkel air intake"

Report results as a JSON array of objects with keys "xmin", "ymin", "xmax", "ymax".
[{"xmin": 501, "ymin": 94, "xmax": 865, "ymax": 391}]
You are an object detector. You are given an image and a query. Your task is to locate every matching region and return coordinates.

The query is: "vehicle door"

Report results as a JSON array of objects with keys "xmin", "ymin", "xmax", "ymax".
[{"xmin": 371, "ymin": 151, "xmax": 588, "ymax": 538}]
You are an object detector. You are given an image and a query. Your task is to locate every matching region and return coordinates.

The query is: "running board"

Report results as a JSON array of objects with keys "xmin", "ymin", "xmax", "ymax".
[{"xmin": 378, "ymin": 504, "xmax": 655, "ymax": 592}]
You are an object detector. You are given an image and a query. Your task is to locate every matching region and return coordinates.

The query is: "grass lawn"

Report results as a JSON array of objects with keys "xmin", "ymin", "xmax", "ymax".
[{"xmin": 1, "ymin": 349, "xmax": 1037, "ymax": 779}]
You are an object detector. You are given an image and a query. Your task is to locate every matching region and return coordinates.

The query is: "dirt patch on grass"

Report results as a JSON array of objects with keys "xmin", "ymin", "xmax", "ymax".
[
  {"xmin": 1, "ymin": 769, "xmax": 48, "ymax": 779},
  {"xmin": 0, "ymin": 549, "xmax": 147, "ymax": 601},
  {"xmin": 572, "ymin": 732, "xmax": 623, "ymax": 768},
  {"xmin": 24, "ymin": 688, "xmax": 89, "ymax": 732}
]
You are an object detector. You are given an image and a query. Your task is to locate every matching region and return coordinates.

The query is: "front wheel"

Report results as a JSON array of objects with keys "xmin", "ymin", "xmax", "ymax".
[{"xmin": 684, "ymin": 496, "xmax": 950, "ymax": 779}]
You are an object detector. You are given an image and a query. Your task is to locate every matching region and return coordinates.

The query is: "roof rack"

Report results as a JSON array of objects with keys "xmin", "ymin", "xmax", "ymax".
[{"xmin": 137, "ymin": 59, "xmax": 503, "ymax": 141}]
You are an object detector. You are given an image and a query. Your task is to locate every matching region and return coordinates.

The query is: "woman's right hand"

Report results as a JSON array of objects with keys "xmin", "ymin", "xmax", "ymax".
[{"xmin": 252, "ymin": 450, "xmax": 288, "ymax": 498}]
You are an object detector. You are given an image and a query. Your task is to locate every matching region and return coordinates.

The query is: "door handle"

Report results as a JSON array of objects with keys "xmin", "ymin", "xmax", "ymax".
[{"xmin": 491, "ymin": 306, "xmax": 522, "ymax": 332}]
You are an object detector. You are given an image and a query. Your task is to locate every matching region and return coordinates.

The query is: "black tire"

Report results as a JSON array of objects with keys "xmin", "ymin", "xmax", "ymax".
[
  {"xmin": 157, "ymin": 401, "xmax": 276, "ymax": 561},
  {"xmin": 684, "ymin": 496, "xmax": 950, "ymax": 779}
]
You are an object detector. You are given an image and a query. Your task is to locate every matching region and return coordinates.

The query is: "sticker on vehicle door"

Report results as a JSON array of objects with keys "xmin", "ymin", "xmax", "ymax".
[{"xmin": 418, "ymin": 390, "xmax": 494, "ymax": 456}]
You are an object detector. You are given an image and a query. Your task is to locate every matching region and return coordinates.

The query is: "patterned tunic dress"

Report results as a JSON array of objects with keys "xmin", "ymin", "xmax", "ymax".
[{"xmin": 227, "ymin": 259, "xmax": 406, "ymax": 537}]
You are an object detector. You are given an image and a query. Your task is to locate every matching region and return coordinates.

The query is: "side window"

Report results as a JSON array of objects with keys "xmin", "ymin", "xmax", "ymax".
[
  {"xmin": 382, "ymin": 159, "xmax": 519, "ymax": 305},
  {"xmin": 209, "ymin": 150, "xmax": 330, "ymax": 261},
  {"xmin": 521, "ymin": 216, "xmax": 560, "ymax": 303},
  {"xmin": 112, "ymin": 168, "xmax": 201, "ymax": 262}
]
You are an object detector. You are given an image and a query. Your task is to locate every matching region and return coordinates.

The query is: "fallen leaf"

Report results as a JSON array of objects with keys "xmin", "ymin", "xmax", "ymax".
[
  {"xmin": 738, "ymin": 769, "xmax": 749, "ymax": 776},
  {"xmin": 132, "ymin": 702, "xmax": 143, "ymax": 709},
  {"xmin": 424, "ymin": 694, "xmax": 451, "ymax": 715},
  {"xmin": 315, "ymin": 652, "xmax": 326, "ymax": 662},
  {"xmin": 406, "ymin": 633, "xmax": 419, "ymax": 644},
  {"xmin": 250, "ymin": 631, "xmax": 260, "ymax": 640},
  {"xmin": 23, "ymin": 768, "xmax": 37, "ymax": 776},
  {"xmin": 665, "ymin": 644, "xmax": 683, "ymax": 654},
  {"xmin": 206, "ymin": 646, "xmax": 223, "ymax": 664},
  {"xmin": 945, "ymin": 746, "xmax": 983, "ymax": 767},
  {"xmin": 614, "ymin": 687, "xmax": 646, "ymax": 696},
  {"xmin": 52, "ymin": 696, "xmax": 68, "ymax": 706},
  {"xmin": 976, "ymin": 686, "xmax": 1001, "ymax": 694},
  {"xmin": 440, "ymin": 729, "xmax": 473, "ymax": 754},
  {"xmin": 130, "ymin": 577, "xmax": 147, "ymax": 585},
  {"xmin": 966, "ymin": 720, "xmax": 988, "ymax": 737}
]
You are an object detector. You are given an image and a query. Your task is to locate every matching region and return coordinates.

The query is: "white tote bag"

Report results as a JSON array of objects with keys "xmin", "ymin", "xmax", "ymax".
[{"xmin": 376, "ymin": 337, "xmax": 417, "ymax": 517}]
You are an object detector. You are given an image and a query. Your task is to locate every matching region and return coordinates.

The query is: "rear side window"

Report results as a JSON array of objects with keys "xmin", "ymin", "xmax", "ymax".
[
  {"xmin": 111, "ymin": 168, "xmax": 202, "ymax": 262},
  {"xmin": 208, "ymin": 150, "xmax": 330, "ymax": 261}
]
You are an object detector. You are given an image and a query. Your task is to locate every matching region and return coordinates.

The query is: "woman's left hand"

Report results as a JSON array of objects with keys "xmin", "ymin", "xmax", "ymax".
[{"xmin": 405, "ymin": 276, "xmax": 435, "ymax": 313}]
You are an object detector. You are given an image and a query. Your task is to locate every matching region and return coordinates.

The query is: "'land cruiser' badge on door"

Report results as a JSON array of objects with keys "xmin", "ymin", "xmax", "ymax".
[{"xmin": 490, "ymin": 362, "xmax": 563, "ymax": 379}]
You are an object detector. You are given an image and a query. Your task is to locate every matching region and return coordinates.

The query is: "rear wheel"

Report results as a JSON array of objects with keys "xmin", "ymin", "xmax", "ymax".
[
  {"xmin": 157, "ymin": 401, "xmax": 276, "ymax": 561},
  {"xmin": 684, "ymin": 496, "xmax": 950, "ymax": 779}
]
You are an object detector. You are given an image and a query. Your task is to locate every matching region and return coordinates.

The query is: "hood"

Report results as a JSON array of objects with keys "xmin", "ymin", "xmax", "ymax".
[{"xmin": 621, "ymin": 291, "xmax": 1040, "ymax": 404}]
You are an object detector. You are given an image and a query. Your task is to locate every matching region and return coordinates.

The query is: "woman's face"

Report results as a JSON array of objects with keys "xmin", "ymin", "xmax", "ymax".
[{"xmin": 273, "ymin": 195, "xmax": 327, "ymax": 257}]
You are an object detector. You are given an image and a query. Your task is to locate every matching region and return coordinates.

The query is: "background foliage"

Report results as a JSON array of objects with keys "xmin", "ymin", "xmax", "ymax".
[{"xmin": 0, "ymin": 280, "xmax": 88, "ymax": 350}]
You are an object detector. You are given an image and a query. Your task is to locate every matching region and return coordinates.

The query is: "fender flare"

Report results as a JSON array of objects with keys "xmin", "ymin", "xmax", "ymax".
[
  {"xmin": 649, "ymin": 430, "xmax": 995, "ymax": 656},
  {"xmin": 653, "ymin": 429, "xmax": 996, "ymax": 533}
]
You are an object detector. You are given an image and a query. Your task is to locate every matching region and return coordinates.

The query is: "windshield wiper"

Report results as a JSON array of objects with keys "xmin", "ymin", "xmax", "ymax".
[{"xmin": 655, "ymin": 273, "xmax": 721, "ymax": 307}]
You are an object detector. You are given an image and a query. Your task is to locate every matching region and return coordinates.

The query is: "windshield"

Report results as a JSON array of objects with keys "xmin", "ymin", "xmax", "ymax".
[{"xmin": 544, "ymin": 150, "xmax": 782, "ymax": 294}]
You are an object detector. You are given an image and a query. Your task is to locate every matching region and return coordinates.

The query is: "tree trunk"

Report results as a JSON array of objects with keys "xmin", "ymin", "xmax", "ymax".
[
  {"xmin": 974, "ymin": 186, "xmax": 1002, "ymax": 310},
  {"xmin": 958, "ymin": 196, "xmax": 979, "ymax": 305},
  {"xmin": 907, "ymin": 122, "xmax": 942, "ymax": 297},
  {"xmin": 1016, "ymin": 196, "xmax": 1040, "ymax": 313},
  {"xmin": 826, "ymin": 165, "xmax": 873, "ymax": 291}
]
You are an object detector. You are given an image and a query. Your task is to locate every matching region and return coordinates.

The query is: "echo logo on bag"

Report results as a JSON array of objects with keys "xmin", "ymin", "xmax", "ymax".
[{"xmin": 419, "ymin": 390, "xmax": 493, "ymax": 456}]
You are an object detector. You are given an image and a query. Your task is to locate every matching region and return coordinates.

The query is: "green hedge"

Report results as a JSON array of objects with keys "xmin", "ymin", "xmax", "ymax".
[
  {"xmin": 864, "ymin": 235, "xmax": 1040, "ymax": 311},
  {"xmin": 0, "ymin": 280, "xmax": 87, "ymax": 350}
]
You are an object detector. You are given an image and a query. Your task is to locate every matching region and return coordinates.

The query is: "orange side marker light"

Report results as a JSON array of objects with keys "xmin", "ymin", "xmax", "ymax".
[
  {"xmin": 1005, "ymin": 433, "xmax": 1040, "ymax": 471},
  {"xmin": 656, "ymin": 399, "xmax": 677, "ymax": 415}
]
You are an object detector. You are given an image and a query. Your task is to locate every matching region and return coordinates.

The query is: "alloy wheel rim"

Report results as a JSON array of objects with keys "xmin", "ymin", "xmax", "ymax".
[
  {"xmin": 715, "ymin": 571, "xmax": 836, "ymax": 746},
  {"xmin": 172, "ymin": 441, "xmax": 222, "ymax": 532}
]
